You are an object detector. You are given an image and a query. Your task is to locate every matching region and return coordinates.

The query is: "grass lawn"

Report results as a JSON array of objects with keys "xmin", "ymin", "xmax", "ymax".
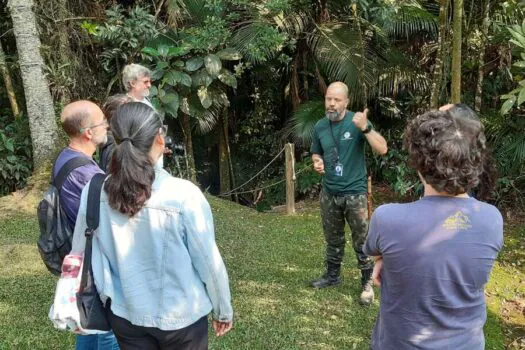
[{"xmin": 0, "ymin": 192, "xmax": 523, "ymax": 349}]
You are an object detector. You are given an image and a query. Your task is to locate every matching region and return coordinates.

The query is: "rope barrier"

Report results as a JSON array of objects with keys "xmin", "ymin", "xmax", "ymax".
[
  {"xmin": 218, "ymin": 146, "xmax": 286, "ymax": 197},
  {"xmin": 218, "ymin": 166, "xmax": 311, "ymax": 197}
]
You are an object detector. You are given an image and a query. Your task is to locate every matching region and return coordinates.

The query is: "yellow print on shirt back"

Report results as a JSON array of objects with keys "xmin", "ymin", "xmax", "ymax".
[{"xmin": 443, "ymin": 211, "xmax": 472, "ymax": 230}]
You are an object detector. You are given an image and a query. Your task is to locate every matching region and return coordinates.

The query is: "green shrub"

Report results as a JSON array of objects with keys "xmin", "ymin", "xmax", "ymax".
[{"xmin": 0, "ymin": 114, "xmax": 32, "ymax": 196}]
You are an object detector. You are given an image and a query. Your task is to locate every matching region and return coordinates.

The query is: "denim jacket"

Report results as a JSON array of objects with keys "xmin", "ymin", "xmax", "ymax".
[{"xmin": 70, "ymin": 167, "xmax": 233, "ymax": 330}]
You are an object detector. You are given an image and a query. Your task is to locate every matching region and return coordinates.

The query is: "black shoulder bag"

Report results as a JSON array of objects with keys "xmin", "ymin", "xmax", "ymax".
[{"xmin": 76, "ymin": 173, "xmax": 111, "ymax": 331}]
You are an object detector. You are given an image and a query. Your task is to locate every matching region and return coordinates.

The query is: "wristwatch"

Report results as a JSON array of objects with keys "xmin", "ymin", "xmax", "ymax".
[{"xmin": 362, "ymin": 124, "xmax": 373, "ymax": 134}]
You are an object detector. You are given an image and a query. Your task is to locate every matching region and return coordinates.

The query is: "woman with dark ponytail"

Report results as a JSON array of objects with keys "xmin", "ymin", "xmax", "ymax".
[{"xmin": 71, "ymin": 102, "xmax": 233, "ymax": 349}]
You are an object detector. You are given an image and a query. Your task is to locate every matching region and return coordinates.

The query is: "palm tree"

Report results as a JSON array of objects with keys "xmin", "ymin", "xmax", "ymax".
[{"xmin": 279, "ymin": 1, "xmax": 438, "ymax": 144}]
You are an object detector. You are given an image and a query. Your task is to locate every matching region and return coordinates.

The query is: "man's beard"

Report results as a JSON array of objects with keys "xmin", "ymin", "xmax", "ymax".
[
  {"xmin": 326, "ymin": 110, "xmax": 341, "ymax": 121},
  {"xmin": 141, "ymin": 89, "xmax": 150, "ymax": 98},
  {"xmin": 95, "ymin": 134, "xmax": 108, "ymax": 146}
]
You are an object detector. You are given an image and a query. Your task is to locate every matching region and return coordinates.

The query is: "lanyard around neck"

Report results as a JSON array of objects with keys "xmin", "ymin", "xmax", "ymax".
[{"xmin": 329, "ymin": 120, "xmax": 342, "ymax": 163}]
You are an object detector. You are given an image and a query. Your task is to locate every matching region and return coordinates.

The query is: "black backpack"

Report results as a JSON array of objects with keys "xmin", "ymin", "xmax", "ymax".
[{"xmin": 37, "ymin": 157, "xmax": 92, "ymax": 276}]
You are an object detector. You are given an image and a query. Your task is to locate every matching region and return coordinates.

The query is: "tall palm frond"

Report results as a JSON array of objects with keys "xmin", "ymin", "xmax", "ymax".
[
  {"xmin": 230, "ymin": 21, "xmax": 288, "ymax": 64},
  {"xmin": 230, "ymin": 9, "xmax": 312, "ymax": 65},
  {"xmin": 180, "ymin": 87, "xmax": 229, "ymax": 134},
  {"xmin": 376, "ymin": 47, "xmax": 431, "ymax": 97},
  {"xmin": 376, "ymin": 3, "xmax": 438, "ymax": 40},
  {"xmin": 309, "ymin": 21, "xmax": 381, "ymax": 105},
  {"xmin": 166, "ymin": 0, "xmax": 185, "ymax": 27},
  {"xmin": 166, "ymin": 0, "xmax": 214, "ymax": 25},
  {"xmin": 487, "ymin": 116, "xmax": 525, "ymax": 174},
  {"xmin": 285, "ymin": 99, "xmax": 325, "ymax": 144}
]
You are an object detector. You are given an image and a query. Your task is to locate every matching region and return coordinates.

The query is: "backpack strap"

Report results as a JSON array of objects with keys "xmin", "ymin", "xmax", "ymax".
[
  {"xmin": 79, "ymin": 173, "xmax": 106, "ymax": 293},
  {"xmin": 53, "ymin": 157, "xmax": 93, "ymax": 192},
  {"xmin": 86, "ymin": 173, "xmax": 106, "ymax": 232}
]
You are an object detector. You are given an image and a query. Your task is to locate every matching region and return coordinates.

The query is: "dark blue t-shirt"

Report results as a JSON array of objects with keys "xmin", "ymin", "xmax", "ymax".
[
  {"xmin": 364, "ymin": 196, "xmax": 503, "ymax": 350},
  {"xmin": 53, "ymin": 148, "xmax": 103, "ymax": 230}
]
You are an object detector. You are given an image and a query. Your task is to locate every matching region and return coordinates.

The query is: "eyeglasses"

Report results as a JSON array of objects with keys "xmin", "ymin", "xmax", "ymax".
[{"xmin": 79, "ymin": 119, "xmax": 108, "ymax": 133}]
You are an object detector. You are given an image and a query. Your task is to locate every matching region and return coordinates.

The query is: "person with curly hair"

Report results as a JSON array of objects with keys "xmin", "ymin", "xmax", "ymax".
[
  {"xmin": 363, "ymin": 109, "xmax": 503, "ymax": 349},
  {"xmin": 439, "ymin": 103, "xmax": 497, "ymax": 201}
]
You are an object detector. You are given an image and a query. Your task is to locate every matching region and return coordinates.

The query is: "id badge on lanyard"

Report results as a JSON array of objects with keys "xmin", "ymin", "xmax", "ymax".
[
  {"xmin": 330, "ymin": 122, "xmax": 344, "ymax": 177},
  {"xmin": 334, "ymin": 162, "xmax": 343, "ymax": 177}
]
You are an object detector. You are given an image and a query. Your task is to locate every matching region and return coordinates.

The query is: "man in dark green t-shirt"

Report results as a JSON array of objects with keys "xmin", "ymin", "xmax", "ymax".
[{"xmin": 310, "ymin": 81, "xmax": 387, "ymax": 305}]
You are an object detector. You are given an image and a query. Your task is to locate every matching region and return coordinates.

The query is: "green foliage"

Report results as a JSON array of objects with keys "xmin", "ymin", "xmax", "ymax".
[
  {"xmin": 367, "ymin": 130, "xmax": 422, "ymax": 197},
  {"xmin": 142, "ymin": 41, "xmax": 239, "ymax": 132},
  {"xmin": 82, "ymin": 5, "xmax": 160, "ymax": 89},
  {"xmin": 182, "ymin": 17, "xmax": 231, "ymax": 52},
  {"xmin": 231, "ymin": 23, "xmax": 290, "ymax": 64},
  {"xmin": 286, "ymin": 100, "xmax": 324, "ymax": 145},
  {"xmin": 0, "ymin": 114, "xmax": 32, "ymax": 196},
  {"xmin": 295, "ymin": 158, "xmax": 321, "ymax": 198},
  {"xmin": 234, "ymin": 84, "xmax": 281, "ymax": 159},
  {"xmin": 500, "ymin": 19, "xmax": 525, "ymax": 114},
  {"xmin": 484, "ymin": 110, "xmax": 525, "ymax": 207}
]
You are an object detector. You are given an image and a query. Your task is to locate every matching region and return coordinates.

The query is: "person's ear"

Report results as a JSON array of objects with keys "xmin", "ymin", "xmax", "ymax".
[
  {"xmin": 84, "ymin": 128, "xmax": 93, "ymax": 140},
  {"xmin": 155, "ymin": 132, "xmax": 165, "ymax": 147}
]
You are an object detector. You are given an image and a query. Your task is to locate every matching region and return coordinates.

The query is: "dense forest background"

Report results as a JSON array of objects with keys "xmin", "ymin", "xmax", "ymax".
[{"xmin": 0, "ymin": 0, "xmax": 524, "ymax": 211}]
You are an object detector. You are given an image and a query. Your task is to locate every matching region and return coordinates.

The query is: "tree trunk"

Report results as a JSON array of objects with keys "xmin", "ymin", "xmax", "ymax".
[
  {"xmin": 8, "ymin": 0, "xmax": 60, "ymax": 171},
  {"xmin": 430, "ymin": 0, "xmax": 449, "ymax": 109},
  {"xmin": 352, "ymin": 1, "xmax": 368, "ymax": 108},
  {"xmin": 53, "ymin": 0, "xmax": 73, "ymax": 104},
  {"xmin": 0, "ymin": 41, "xmax": 21, "ymax": 118},
  {"xmin": 475, "ymin": 0, "xmax": 490, "ymax": 113},
  {"xmin": 180, "ymin": 113, "xmax": 197, "ymax": 183},
  {"xmin": 218, "ymin": 110, "xmax": 230, "ymax": 194},
  {"xmin": 301, "ymin": 47, "xmax": 309, "ymax": 101},
  {"xmin": 451, "ymin": 0, "xmax": 463, "ymax": 103},
  {"xmin": 314, "ymin": 60, "xmax": 327, "ymax": 96},
  {"xmin": 290, "ymin": 55, "xmax": 301, "ymax": 112}
]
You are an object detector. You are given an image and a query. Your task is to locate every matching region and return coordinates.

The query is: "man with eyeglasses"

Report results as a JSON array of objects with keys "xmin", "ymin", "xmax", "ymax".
[
  {"xmin": 122, "ymin": 63, "xmax": 154, "ymax": 109},
  {"xmin": 52, "ymin": 100, "xmax": 119, "ymax": 350}
]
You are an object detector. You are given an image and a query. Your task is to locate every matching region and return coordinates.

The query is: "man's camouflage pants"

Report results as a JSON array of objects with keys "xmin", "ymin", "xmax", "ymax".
[{"xmin": 320, "ymin": 190, "xmax": 373, "ymax": 271}]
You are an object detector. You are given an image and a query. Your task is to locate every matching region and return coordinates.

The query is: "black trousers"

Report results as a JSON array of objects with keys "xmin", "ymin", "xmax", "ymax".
[{"xmin": 108, "ymin": 310, "xmax": 208, "ymax": 350}]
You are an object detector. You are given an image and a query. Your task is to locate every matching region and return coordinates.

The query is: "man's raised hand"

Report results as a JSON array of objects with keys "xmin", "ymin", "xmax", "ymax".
[{"xmin": 352, "ymin": 108, "xmax": 369, "ymax": 131}]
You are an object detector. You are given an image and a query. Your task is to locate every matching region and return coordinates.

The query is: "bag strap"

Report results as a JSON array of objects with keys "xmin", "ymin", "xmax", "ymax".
[
  {"xmin": 86, "ymin": 173, "xmax": 106, "ymax": 231},
  {"xmin": 79, "ymin": 173, "xmax": 106, "ymax": 292},
  {"xmin": 53, "ymin": 157, "xmax": 92, "ymax": 192}
]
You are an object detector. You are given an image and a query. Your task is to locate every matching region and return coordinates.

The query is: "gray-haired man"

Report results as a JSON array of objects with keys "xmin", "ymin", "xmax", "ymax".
[{"xmin": 122, "ymin": 63, "xmax": 154, "ymax": 109}]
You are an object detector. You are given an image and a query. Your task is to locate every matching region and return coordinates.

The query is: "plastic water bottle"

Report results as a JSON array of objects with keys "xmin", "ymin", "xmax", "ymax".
[{"xmin": 61, "ymin": 255, "xmax": 83, "ymax": 278}]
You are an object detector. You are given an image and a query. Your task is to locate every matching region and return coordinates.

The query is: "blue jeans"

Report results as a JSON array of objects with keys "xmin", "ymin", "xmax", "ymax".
[{"xmin": 76, "ymin": 332, "xmax": 120, "ymax": 350}]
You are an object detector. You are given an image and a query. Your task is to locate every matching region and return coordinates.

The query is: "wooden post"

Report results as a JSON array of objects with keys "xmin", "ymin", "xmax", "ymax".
[
  {"xmin": 285, "ymin": 143, "xmax": 295, "ymax": 215},
  {"xmin": 367, "ymin": 175, "xmax": 373, "ymax": 219}
]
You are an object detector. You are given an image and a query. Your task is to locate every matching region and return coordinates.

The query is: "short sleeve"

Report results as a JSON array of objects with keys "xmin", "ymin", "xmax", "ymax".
[
  {"xmin": 310, "ymin": 126, "xmax": 323, "ymax": 155},
  {"xmin": 363, "ymin": 209, "xmax": 382, "ymax": 256}
]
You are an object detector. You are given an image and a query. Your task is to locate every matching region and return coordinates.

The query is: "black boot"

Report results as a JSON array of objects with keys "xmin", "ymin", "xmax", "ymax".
[
  {"xmin": 359, "ymin": 268, "xmax": 374, "ymax": 305},
  {"xmin": 311, "ymin": 263, "xmax": 341, "ymax": 289}
]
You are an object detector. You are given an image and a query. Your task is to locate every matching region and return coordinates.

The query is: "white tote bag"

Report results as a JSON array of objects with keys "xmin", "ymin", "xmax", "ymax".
[{"xmin": 48, "ymin": 254, "xmax": 108, "ymax": 335}]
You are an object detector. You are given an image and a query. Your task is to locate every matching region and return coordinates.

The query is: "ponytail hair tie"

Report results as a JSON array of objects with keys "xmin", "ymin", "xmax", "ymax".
[{"xmin": 120, "ymin": 138, "xmax": 133, "ymax": 144}]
